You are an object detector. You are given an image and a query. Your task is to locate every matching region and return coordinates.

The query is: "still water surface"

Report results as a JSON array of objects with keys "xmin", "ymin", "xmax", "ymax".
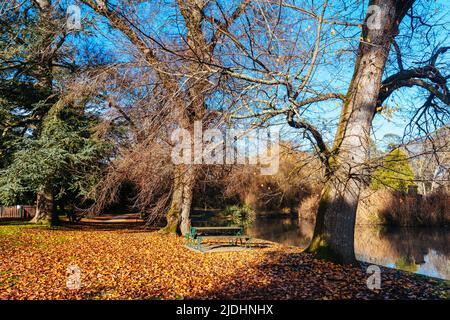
[
  {"xmin": 194, "ymin": 213, "xmax": 450, "ymax": 280},
  {"xmin": 247, "ymin": 216, "xmax": 450, "ymax": 280}
]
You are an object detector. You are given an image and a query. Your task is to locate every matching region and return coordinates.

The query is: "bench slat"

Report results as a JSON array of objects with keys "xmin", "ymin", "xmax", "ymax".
[
  {"xmin": 193, "ymin": 227, "xmax": 242, "ymax": 231},
  {"xmin": 198, "ymin": 235, "xmax": 249, "ymax": 238}
]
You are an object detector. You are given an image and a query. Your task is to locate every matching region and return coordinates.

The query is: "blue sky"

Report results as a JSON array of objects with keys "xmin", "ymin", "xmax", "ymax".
[{"xmin": 71, "ymin": 0, "xmax": 449, "ymax": 151}]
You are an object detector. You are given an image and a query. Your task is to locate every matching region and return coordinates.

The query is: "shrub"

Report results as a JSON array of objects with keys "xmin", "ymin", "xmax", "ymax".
[
  {"xmin": 298, "ymin": 188, "xmax": 450, "ymax": 227},
  {"xmin": 220, "ymin": 204, "xmax": 255, "ymax": 227},
  {"xmin": 370, "ymin": 189, "xmax": 450, "ymax": 227},
  {"xmin": 370, "ymin": 148, "xmax": 416, "ymax": 193},
  {"xmin": 224, "ymin": 145, "xmax": 323, "ymax": 212}
]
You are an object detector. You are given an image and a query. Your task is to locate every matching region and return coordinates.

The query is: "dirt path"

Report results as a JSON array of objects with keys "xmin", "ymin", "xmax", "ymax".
[{"xmin": 77, "ymin": 213, "xmax": 143, "ymax": 224}]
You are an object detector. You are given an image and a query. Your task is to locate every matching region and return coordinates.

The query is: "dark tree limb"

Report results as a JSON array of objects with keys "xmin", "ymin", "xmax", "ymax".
[
  {"xmin": 286, "ymin": 110, "xmax": 331, "ymax": 166},
  {"xmin": 392, "ymin": 40, "xmax": 404, "ymax": 71},
  {"xmin": 377, "ymin": 46, "xmax": 449, "ymax": 107},
  {"xmin": 209, "ymin": 0, "xmax": 252, "ymax": 52}
]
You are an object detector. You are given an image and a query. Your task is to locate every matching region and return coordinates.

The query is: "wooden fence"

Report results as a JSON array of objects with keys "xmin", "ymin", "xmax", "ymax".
[{"xmin": 0, "ymin": 205, "xmax": 36, "ymax": 219}]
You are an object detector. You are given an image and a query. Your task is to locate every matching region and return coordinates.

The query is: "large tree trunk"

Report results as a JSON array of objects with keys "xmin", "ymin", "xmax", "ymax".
[
  {"xmin": 32, "ymin": 185, "xmax": 57, "ymax": 225},
  {"xmin": 306, "ymin": 0, "xmax": 414, "ymax": 264},
  {"xmin": 162, "ymin": 164, "xmax": 195, "ymax": 235},
  {"xmin": 162, "ymin": 0, "xmax": 215, "ymax": 236},
  {"xmin": 180, "ymin": 165, "xmax": 195, "ymax": 235},
  {"xmin": 30, "ymin": 2, "xmax": 56, "ymax": 226},
  {"xmin": 162, "ymin": 166, "xmax": 184, "ymax": 234},
  {"xmin": 161, "ymin": 0, "xmax": 208, "ymax": 236}
]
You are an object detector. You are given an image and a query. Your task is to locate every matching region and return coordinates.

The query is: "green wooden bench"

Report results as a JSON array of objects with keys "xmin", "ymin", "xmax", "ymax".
[{"xmin": 186, "ymin": 226, "xmax": 250, "ymax": 251}]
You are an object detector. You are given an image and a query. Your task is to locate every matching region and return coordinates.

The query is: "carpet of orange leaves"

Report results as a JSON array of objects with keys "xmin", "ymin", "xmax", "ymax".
[{"xmin": 0, "ymin": 222, "xmax": 448, "ymax": 300}]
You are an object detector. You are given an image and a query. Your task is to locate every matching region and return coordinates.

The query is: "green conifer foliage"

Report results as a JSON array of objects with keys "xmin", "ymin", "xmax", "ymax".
[{"xmin": 370, "ymin": 148, "xmax": 416, "ymax": 193}]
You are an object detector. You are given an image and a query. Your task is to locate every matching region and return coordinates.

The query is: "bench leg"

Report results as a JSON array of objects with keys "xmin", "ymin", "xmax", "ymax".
[
  {"xmin": 185, "ymin": 233, "xmax": 190, "ymax": 247},
  {"xmin": 197, "ymin": 237, "xmax": 203, "ymax": 252}
]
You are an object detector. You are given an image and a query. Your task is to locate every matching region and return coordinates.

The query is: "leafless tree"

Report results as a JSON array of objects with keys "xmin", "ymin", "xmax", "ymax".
[
  {"xmin": 72, "ymin": 0, "xmax": 449, "ymax": 264},
  {"xmin": 184, "ymin": 0, "xmax": 449, "ymax": 264},
  {"xmin": 78, "ymin": 0, "xmax": 253, "ymax": 234}
]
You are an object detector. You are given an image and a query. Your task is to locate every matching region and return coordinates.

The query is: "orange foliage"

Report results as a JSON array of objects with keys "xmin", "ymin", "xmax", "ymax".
[{"xmin": 0, "ymin": 222, "xmax": 447, "ymax": 300}]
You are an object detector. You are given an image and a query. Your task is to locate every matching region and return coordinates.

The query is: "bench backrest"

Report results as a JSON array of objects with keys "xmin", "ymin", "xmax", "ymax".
[{"xmin": 190, "ymin": 226, "xmax": 243, "ymax": 237}]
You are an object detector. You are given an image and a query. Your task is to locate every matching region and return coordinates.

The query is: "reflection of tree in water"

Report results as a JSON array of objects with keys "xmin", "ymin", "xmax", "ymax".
[
  {"xmin": 237, "ymin": 215, "xmax": 449, "ymax": 279},
  {"xmin": 247, "ymin": 217, "xmax": 311, "ymax": 248},
  {"xmin": 423, "ymin": 250, "xmax": 450, "ymax": 280},
  {"xmin": 395, "ymin": 256, "xmax": 419, "ymax": 273},
  {"xmin": 297, "ymin": 220, "xmax": 450, "ymax": 279},
  {"xmin": 380, "ymin": 227, "xmax": 448, "ymax": 257},
  {"xmin": 355, "ymin": 226, "xmax": 450, "ymax": 279}
]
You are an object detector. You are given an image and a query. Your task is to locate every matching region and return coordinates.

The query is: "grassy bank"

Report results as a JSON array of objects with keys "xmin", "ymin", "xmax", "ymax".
[{"xmin": 0, "ymin": 221, "xmax": 448, "ymax": 300}]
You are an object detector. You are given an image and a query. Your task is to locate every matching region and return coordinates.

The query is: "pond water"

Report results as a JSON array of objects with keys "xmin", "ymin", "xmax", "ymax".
[{"xmin": 193, "ymin": 212, "xmax": 450, "ymax": 280}]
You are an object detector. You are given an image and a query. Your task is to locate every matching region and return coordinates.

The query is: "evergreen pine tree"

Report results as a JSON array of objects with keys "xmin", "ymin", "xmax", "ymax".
[{"xmin": 370, "ymin": 148, "xmax": 416, "ymax": 193}]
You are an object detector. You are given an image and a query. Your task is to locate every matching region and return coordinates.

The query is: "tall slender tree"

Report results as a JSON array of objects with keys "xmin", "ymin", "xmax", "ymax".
[
  {"xmin": 0, "ymin": 0, "xmax": 107, "ymax": 224},
  {"xmin": 80, "ymin": 0, "xmax": 251, "ymax": 235}
]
